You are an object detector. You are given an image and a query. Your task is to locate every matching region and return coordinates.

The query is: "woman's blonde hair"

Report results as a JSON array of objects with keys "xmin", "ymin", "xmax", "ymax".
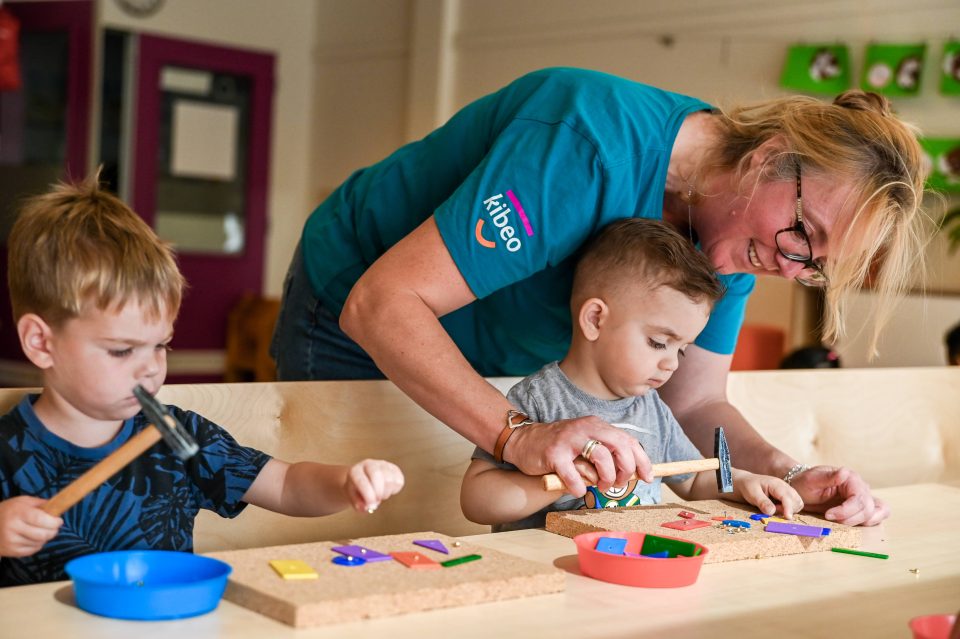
[
  {"xmin": 704, "ymin": 90, "xmax": 929, "ymax": 354},
  {"xmin": 7, "ymin": 170, "xmax": 185, "ymax": 326}
]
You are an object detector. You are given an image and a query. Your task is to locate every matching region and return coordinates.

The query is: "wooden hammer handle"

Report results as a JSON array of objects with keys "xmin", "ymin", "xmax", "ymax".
[
  {"xmin": 41, "ymin": 426, "xmax": 162, "ymax": 516},
  {"xmin": 541, "ymin": 457, "xmax": 720, "ymax": 492}
]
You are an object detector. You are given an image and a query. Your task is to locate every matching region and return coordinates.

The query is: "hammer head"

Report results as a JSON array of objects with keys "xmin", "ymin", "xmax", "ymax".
[
  {"xmin": 714, "ymin": 426, "xmax": 733, "ymax": 493},
  {"xmin": 133, "ymin": 384, "xmax": 199, "ymax": 461}
]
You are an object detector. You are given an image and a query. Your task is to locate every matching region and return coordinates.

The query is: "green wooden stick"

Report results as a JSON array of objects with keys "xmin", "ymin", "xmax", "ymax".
[
  {"xmin": 441, "ymin": 554, "xmax": 482, "ymax": 567},
  {"xmin": 831, "ymin": 547, "xmax": 889, "ymax": 560}
]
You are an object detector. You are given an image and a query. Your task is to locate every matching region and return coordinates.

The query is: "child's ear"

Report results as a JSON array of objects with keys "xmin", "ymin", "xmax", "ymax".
[
  {"xmin": 17, "ymin": 314, "xmax": 56, "ymax": 369},
  {"xmin": 578, "ymin": 297, "xmax": 608, "ymax": 342}
]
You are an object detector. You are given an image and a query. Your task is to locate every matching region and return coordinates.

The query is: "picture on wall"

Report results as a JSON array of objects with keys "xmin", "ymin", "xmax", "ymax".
[
  {"xmin": 861, "ymin": 43, "xmax": 926, "ymax": 96},
  {"xmin": 780, "ymin": 44, "xmax": 851, "ymax": 94},
  {"xmin": 919, "ymin": 137, "xmax": 960, "ymax": 193},
  {"xmin": 941, "ymin": 40, "xmax": 960, "ymax": 95}
]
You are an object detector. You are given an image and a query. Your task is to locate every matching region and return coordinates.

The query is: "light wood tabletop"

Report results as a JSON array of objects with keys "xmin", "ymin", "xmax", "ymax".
[{"xmin": 3, "ymin": 483, "xmax": 958, "ymax": 638}]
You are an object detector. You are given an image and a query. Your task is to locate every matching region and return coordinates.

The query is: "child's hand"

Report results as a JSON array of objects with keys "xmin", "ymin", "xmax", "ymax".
[
  {"xmin": 343, "ymin": 459, "xmax": 404, "ymax": 513},
  {"xmin": 738, "ymin": 473, "xmax": 804, "ymax": 519},
  {"xmin": 572, "ymin": 457, "xmax": 600, "ymax": 487},
  {"xmin": 0, "ymin": 496, "xmax": 63, "ymax": 557}
]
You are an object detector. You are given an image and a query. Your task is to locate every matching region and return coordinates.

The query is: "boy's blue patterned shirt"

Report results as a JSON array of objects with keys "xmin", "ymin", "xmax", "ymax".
[{"xmin": 0, "ymin": 395, "xmax": 271, "ymax": 586}]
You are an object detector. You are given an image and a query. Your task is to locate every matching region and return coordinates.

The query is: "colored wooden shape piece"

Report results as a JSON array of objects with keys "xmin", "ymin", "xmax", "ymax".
[
  {"xmin": 331, "ymin": 544, "xmax": 392, "ymax": 562},
  {"xmin": 440, "ymin": 554, "xmax": 482, "ymax": 567},
  {"xmin": 595, "ymin": 537, "xmax": 628, "ymax": 555},
  {"xmin": 413, "ymin": 539, "xmax": 449, "ymax": 554},
  {"xmin": 391, "ymin": 551, "xmax": 441, "ymax": 570},
  {"xmin": 269, "ymin": 559, "xmax": 319, "ymax": 579},
  {"xmin": 332, "ymin": 555, "xmax": 366, "ymax": 567},
  {"xmin": 640, "ymin": 534, "xmax": 699, "ymax": 558},
  {"xmin": 661, "ymin": 519, "xmax": 712, "ymax": 532},
  {"xmin": 765, "ymin": 522, "xmax": 830, "ymax": 537},
  {"xmin": 678, "ymin": 510, "xmax": 696, "ymax": 519}
]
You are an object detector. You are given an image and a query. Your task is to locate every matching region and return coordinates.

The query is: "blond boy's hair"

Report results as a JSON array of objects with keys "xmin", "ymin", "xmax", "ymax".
[
  {"xmin": 571, "ymin": 218, "xmax": 724, "ymax": 311},
  {"xmin": 7, "ymin": 171, "xmax": 184, "ymax": 326}
]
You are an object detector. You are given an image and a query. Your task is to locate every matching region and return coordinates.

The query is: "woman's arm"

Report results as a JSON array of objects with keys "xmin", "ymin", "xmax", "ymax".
[
  {"xmin": 660, "ymin": 344, "xmax": 888, "ymax": 525},
  {"xmin": 340, "ymin": 217, "xmax": 651, "ymax": 496},
  {"xmin": 658, "ymin": 345, "xmax": 797, "ymax": 478}
]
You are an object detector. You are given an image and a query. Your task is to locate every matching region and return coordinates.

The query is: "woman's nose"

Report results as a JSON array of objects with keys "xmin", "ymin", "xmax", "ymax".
[{"xmin": 774, "ymin": 253, "xmax": 807, "ymax": 280}]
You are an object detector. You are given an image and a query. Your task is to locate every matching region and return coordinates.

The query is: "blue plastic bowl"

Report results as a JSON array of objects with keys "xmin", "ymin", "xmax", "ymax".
[{"xmin": 65, "ymin": 550, "xmax": 232, "ymax": 621}]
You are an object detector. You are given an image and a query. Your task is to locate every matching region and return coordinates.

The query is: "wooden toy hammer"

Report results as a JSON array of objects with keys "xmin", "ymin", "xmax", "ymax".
[
  {"xmin": 41, "ymin": 385, "xmax": 199, "ymax": 516},
  {"xmin": 541, "ymin": 425, "xmax": 733, "ymax": 493}
]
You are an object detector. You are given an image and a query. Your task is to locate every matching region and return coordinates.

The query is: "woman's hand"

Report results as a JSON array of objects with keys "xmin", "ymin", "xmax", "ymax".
[
  {"xmin": 505, "ymin": 417, "xmax": 652, "ymax": 497},
  {"xmin": 788, "ymin": 465, "xmax": 889, "ymax": 526}
]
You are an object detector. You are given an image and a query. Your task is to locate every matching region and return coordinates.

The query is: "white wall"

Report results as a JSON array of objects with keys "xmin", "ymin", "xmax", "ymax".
[{"xmin": 837, "ymin": 291, "xmax": 960, "ymax": 366}]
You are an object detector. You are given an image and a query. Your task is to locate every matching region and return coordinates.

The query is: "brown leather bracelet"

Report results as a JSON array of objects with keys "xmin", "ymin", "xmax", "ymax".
[{"xmin": 493, "ymin": 410, "xmax": 533, "ymax": 463}]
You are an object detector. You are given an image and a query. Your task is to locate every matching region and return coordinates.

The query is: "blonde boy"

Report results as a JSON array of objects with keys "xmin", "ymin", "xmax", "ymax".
[
  {"xmin": 461, "ymin": 219, "xmax": 802, "ymax": 530},
  {"xmin": 0, "ymin": 174, "xmax": 403, "ymax": 586}
]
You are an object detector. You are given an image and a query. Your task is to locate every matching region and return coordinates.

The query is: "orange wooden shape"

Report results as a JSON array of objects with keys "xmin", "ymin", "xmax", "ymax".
[
  {"xmin": 661, "ymin": 519, "xmax": 712, "ymax": 531},
  {"xmin": 390, "ymin": 551, "xmax": 441, "ymax": 570}
]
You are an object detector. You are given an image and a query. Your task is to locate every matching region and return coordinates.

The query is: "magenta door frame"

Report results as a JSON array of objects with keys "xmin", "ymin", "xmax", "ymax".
[
  {"xmin": 6, "ymin": 0, "xmax": 91, "ymax": 177},
  {"xmin": 132, "ymin": 35, "xmax": 274, "ymax": 351},
  {"xmin": 0, "ymin": 1, "xmax": 92, "ymax": 364}
]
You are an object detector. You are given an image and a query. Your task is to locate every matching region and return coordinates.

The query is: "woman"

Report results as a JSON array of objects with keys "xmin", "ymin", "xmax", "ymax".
[{"xmin": 272, "ymin": 67, "xmax": 926, "ymax": 526}]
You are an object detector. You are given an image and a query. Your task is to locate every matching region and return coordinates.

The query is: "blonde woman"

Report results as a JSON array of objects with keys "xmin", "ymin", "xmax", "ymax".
[{"xmin": 272, "ymin": 67, "xmax": 927, "ymax": 526}]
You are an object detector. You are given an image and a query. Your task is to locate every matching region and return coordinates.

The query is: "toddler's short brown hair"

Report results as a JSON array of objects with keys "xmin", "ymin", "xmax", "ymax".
[{"xmin": 571, "ymin": 218, "xmax": 724, "ymax": 311}]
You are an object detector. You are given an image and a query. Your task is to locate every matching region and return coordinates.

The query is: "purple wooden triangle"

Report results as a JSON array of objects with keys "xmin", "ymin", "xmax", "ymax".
[
  {"xmin": 331, "ymin": 544, "xmax": 392, "ymax": 562},
  {"xmin": 413, "ymin": 539, "xmax": 449, "ymax": 554}
]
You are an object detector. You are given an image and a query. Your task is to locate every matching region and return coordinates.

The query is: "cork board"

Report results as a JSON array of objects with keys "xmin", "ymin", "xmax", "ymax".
[
  {"xmin": 545, "ymin": 500, "xmax": 861, "ymax": 563},
  {"xmin": 205, "ymin": 531, "xmax": 565, "ymax": 628}
]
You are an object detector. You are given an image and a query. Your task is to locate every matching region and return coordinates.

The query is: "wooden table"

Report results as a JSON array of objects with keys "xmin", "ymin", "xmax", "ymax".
[{"xmin": 4, "ymin": 484, "xmax": 958, "ymax": 638}]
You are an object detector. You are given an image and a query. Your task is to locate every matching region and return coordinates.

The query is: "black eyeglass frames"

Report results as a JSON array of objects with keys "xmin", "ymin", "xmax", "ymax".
[{"xmin": 773, "ymin": 166, "xmax": 829, "ymax": 287}]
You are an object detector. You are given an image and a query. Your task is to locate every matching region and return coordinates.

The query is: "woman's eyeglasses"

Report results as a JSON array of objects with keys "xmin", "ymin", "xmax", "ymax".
[{"xmin": 774, "ymin": 166, "xmax": 829, "ymax": 288}]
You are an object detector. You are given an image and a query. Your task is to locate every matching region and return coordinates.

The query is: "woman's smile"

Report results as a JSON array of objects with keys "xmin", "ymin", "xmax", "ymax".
[{"xmin": 748, "ymin": 240, "xmax": 763, "ymax": 269}]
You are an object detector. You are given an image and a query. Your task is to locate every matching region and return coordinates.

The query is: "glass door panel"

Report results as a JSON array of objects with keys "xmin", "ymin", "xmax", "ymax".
[{"xmin": 155, "ymin": 66, "xmax": 251, "ymax": 254}]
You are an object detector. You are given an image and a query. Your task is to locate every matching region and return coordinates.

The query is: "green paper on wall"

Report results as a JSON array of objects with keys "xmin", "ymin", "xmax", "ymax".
[
  {"xmin": 780, "ymin": 44, "xmax": 850, "ymax": 94},
  {"xmin": 919, "ymin": 137, "xmax": 960, "ymax": 193},
  {"xmin": 861, "ymin": 43, "xmax": 926, "ymax": 96},
  {"xmin": 940, "ymin": 41, "xmax": 960, "ymax": 96}
]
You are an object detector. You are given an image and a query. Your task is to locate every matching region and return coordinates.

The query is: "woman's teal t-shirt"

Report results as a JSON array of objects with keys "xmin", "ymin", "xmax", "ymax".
[{"xmin": 302, "ymin": 67, "xmax": 755, "ymax": 376}]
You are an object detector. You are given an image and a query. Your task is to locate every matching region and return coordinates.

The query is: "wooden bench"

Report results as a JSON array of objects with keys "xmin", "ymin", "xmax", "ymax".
[{"xmin": 2, "ymin": 367, "xmax": 958, "ymax": 553}]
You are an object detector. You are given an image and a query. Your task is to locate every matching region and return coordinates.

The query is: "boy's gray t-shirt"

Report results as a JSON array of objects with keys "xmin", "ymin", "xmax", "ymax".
[{"xmin": 473, "ymin": 361, "xmax": 703, "ymax": 531}]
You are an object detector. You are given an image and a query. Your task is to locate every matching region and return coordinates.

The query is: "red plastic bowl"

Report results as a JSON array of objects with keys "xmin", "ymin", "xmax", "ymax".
[
  {"xmin": 908, "ymin": 614, "xmax": 957, "ymax": 639},
  {"xmin": 573, "ymin": 531, "xmax": 708, "ymax": 588}
]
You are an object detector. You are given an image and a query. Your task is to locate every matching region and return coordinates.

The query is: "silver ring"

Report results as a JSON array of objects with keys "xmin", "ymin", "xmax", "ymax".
[{"xmin": 581, "ymin": 439, "xmax": 602, "ymax": 462}]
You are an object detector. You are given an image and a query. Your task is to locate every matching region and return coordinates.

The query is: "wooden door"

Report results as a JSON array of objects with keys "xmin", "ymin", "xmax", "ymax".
[{"xmin": 130, "ymin": 35, "xmax": 274, "ymax": 381}]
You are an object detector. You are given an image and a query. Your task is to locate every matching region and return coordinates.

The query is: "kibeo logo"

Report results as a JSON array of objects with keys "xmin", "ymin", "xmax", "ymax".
[{"xmin": 473, "ymin": 190, "xmax": 534, "ymax": 252}]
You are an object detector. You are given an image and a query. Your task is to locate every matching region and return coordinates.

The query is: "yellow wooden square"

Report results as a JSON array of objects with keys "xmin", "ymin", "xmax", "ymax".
[{"xmin": 269, "ymin": 559, "xmax": 319, "ymax": 580}]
